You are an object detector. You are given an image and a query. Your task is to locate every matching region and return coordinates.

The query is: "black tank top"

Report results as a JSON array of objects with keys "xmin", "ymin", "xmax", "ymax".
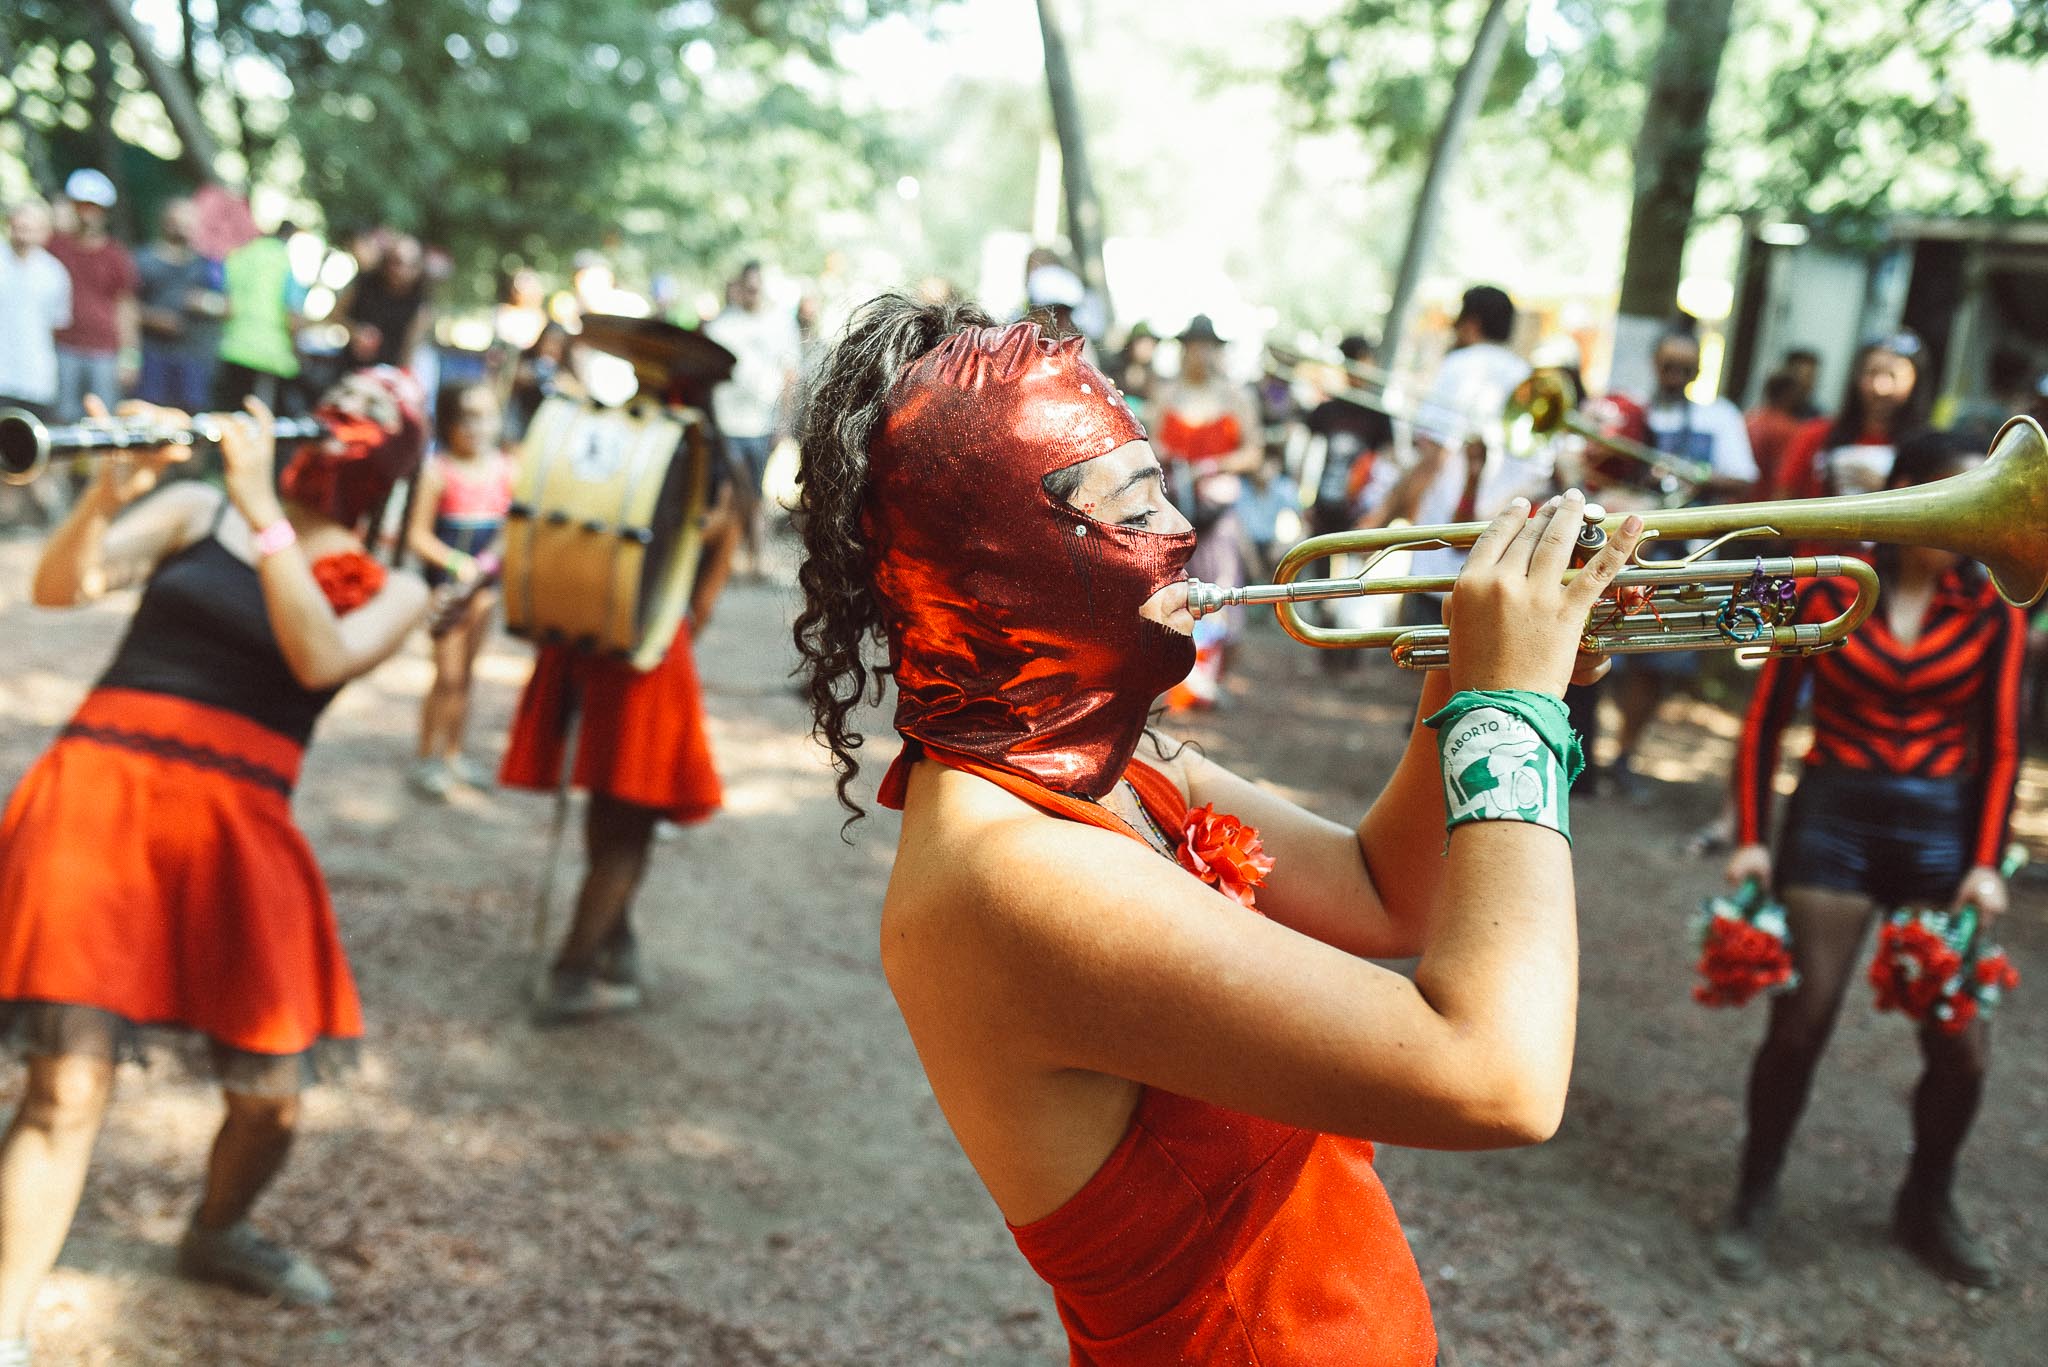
[{"xmin": 98, "ymin": 509, "xmax": 341, "ymax": 744}]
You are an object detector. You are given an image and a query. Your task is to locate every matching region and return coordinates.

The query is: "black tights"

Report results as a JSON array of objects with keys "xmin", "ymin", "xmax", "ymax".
[{"xmin": 1736, "ymin": 885, "xmax": 1990, "ymax": 1204}]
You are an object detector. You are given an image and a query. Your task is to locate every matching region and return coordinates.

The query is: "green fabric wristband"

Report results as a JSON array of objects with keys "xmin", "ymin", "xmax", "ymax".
[{"xmin": 1424, "ymin": 689, "xmax": 1583, "ymax": 843}]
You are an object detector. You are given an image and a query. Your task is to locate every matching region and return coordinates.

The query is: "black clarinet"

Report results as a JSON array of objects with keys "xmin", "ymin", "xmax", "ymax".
[{"xmin": 0, "ymin": 407, "xmax": 330, "ymax": 486}]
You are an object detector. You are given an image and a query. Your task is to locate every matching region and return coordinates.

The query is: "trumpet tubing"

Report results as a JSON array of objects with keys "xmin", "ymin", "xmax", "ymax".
[
  {"xmin": 0, "ymin": 407, "xmax": 329, "ymax": 485},
  {"xmin": 1186, "ymin": 415, "xmax": 2048, "ymax": 668}
]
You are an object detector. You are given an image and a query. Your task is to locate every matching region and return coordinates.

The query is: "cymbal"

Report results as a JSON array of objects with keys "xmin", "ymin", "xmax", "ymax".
[{"xmin": 576, "ymin": 314, "xmax": 736, "ymax": 401}]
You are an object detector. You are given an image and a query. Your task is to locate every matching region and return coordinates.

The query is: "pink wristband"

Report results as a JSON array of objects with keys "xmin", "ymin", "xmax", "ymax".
[{"xmin": 253, "ymin": 519, "xmax": 298, "ymax": 559}]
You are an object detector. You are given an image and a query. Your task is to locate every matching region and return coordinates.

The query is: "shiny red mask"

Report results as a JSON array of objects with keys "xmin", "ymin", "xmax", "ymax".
[
  {"xmin": 869, "ymin": 322, "xmax": 1196, "ymax": 799},
  {"xmin": 279, "ymin": 365, "xmax": 427, "ymax": 533}
]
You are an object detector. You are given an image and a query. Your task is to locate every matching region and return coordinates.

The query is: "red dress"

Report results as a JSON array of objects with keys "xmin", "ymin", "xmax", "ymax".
[
  {"xmin": 882, "ymin": 746, "xmax": 1439, "ymax": 1366},
  {"xmin": 498, "ymin": 627, "xmax": 721, "ymax": 823},
  {"xmin": 0, "ymin": 535, "xmax": 374, "ymax": 1091}
]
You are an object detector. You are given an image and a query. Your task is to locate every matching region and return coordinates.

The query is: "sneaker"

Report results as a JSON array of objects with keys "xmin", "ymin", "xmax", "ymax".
[
  {"xmin": 444, "ymin": 754, "xmax": 494, "ymax": 790},
  {"xmin": 598, "ymin": 930, "xmax": 642, "ymax": 989},
  {"xmin": 1607, "ymin": 757, "xmax": 1650, "ymax": 802},
  {"xmin": 1895, "ymin": 1187, "xmax": 2002, "ymax": 1289},
  {"xmin": 1710, "ymin": 1190, "xmax": 1777, "ymax": 1285},
  {"xmin": 177, "ymin": 1221, "xmax": 334, "ymax": 1306},
  {"xmin": 406, "ymin": 758, "xmax": 454, "ymax": 802},
  {"xmin": 531, "ymin": 969, "xmax": 643, "ymax": 1026}
]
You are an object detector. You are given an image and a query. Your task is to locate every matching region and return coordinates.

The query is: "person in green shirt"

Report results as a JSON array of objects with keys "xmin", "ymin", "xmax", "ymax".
[{"xmin": 212, "ymin": 221, "xmax": 308, "ymax": 414}]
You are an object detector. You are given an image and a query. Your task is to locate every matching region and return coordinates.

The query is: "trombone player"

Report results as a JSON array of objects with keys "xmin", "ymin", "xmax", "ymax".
[{"xmin": 1380, "ymin": 285, "xmax": 1548, "ymax": 629}]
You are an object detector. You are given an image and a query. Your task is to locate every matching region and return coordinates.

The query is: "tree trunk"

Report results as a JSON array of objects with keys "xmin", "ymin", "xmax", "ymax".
[
  {"xmin": 95, "ymin": 0, "xmax": 220, "ymax": 184},
  {"xmin": 176, "ymin": 0, "xmax": 202, "ymax": 103},
  {"xmin": 1379, "ymin": 0, "xmax": 1516, "ymax": 372},
  {"xmin": 1608, "ymin": 0, "xmax": 1736, "ymax": 399},
  {"xmin": 1035, "ymin": 0, "xmax": 1112, "ymax": 330}
]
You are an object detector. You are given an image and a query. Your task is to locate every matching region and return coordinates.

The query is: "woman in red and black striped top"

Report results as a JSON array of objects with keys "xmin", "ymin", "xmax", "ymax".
[{"xmin": 1712, "ymin": 429, "xmax": 2024, "ymax": 1291}]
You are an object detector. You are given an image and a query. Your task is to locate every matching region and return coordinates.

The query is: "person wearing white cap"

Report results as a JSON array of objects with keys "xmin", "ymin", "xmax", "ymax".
[{"xmin": 47, "ymin": 169, "xmax": 139, "ymax": 423}]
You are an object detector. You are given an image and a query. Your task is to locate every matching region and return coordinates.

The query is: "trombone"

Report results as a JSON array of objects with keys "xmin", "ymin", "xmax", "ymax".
[
  {"xmin": 1187, "ymin": 415, "xmax": 2048, "ymax": 669},
  {"xmin": 0, "ymin": 406, "xmax": 328, "ymax": 485},
  {"xmin": 1264, "ymin": 342, "xmax": 1711, "ymax": 503}
]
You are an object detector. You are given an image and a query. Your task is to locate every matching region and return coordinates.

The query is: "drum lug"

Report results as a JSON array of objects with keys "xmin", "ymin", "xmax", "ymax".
[
  {"xmin": 508, "ymin": 500, "xmax": 533, "ymax": 519},
  {"xmin": 544, "ymin": 509, "xmax": 572, "ymax": 526},
  {"xmin": 622, "ymin": 527, "xmax": 654, "ymax": 545},
  {"xmin": 582, "ymin": 518, "xmax": 610, "ymax": 534}
]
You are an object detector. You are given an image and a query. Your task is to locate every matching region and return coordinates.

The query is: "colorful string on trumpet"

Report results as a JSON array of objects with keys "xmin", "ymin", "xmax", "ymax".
[{"xmin": 1716, "ymin": 559, "xmax": 1798, "ymax": 644}]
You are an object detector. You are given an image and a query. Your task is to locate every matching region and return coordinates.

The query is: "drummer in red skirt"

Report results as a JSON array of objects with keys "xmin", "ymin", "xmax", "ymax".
[
  {"xmin": 0, "ymin": 368, "xmax": 428, "ymax": 1352},
  {"xmin": 498, "ymin": 449, "xmax": 739, "ymax": 1023}
]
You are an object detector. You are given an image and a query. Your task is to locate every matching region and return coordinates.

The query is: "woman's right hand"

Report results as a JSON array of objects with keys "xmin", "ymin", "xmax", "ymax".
[
  {"xmin": 1725, "ymin": 843, "xmax": 1772, "ymax": 889},
  {"xmin": 1445, "ymin": 490, "xmax": 1643, "ymax": 697},
  {"xmin": 214, "ymin": 397, "xmax": 286, "ymax": 530},
  {"xmin": 85, "ymin": 397, "xmax": 192, "ymax": 507}
]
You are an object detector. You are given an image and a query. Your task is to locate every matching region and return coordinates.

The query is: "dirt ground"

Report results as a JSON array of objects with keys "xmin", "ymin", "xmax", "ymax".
[{"xmin": 2, "ymin": 529, "xmax": 2045, "ymax": 1367}]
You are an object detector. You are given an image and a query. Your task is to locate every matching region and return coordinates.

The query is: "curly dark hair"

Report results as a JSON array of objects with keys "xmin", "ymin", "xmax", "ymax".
[{"xmin": 792, "ymin": 292, "xmax": 997, "ymax": 833}]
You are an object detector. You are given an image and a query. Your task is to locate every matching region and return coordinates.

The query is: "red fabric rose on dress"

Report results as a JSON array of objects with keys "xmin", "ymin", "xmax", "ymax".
[
  {"xmin": 1178, "ymin": 804, "xmax": 1275, "ymax": 908},
  {"xmin": 310, "ymin": 551, "xmax": 387, "ymax": 616}
]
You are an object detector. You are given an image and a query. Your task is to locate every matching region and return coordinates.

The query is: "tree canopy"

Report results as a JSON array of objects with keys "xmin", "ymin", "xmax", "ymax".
[
  {"xmin": 1283, "ymin": 0, "xmax": 2048, "ymax": 235},
  {"xmin": 1, "ymin": 0, "xmax": 925, "ymax": 297}
]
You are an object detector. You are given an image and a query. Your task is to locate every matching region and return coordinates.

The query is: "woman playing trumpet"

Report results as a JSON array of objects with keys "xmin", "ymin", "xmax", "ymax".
[
  {"xmin": 0, "ymin": 371, "xmax": 428, "ymax": 1359},
  {"xmin": 792, "ymin": 297, "xmax": 1644, "ymax": 1364}
]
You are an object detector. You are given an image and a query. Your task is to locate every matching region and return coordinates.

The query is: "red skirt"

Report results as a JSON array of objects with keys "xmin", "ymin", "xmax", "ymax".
[
  {"xmin": 497, "ymin": 629, "xmax": 722, "ymax": 823},
  {"xmin": 0, "ymin": 690, "xmax": 363, "ymax": 1087}
]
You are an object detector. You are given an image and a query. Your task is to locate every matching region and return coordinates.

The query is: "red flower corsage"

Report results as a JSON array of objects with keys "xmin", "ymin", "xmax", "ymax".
[
  {"xmin": 1178, "ymin": 804, "xmax": 1275, "ymax": 908},
  {"xmin": 310, "ymin": 551, "xmax": 387, "ymax": 616}
]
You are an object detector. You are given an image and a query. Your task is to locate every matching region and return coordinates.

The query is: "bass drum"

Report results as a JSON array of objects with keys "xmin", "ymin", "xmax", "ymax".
[{"xmin": 500, "ymin": 395, "xmax": 714, "ymax": 671}]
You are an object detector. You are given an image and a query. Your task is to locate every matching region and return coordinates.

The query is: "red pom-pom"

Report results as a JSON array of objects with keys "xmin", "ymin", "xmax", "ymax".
[
  {"xmin": 1974, "ymin": 951, "xmax": 2020, "ymax": 993},
  {"xmin": 1178, "ymin": 804, "xmax": 1275, "ymax": 909},
  {"xmin": 1870, "ymin": 921, "xmax": 1964, "ymax": 1019},
  {"xmin": 310, "ymin": 551, "xmax": 387, "ymax": 616},
  {"xmin": 1693, "ymin": 915, "xmax": 1796, "ymax": 1008}
]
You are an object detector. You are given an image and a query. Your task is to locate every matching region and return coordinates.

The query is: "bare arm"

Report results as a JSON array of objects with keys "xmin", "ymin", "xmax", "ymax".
[
  {"xmin": 255, "ymin": 547, "xmax": 430, "ymax": 690},
  {"xmin": 31, "ymin": 402, "xmax": 206, "ymax": 605},
  {"xmin": 689, "ymin": 484, "xmax": 741, "ymax": 628},
  {"xmin": 403, "ymin": 462, "xmax": 460, "ymax": 571},
  {"xmin": 217, "ymin": 401, "xmax": 430, "ymax": 690},
  {"xmin": 910, "ymin": 496, "xmax": 1641, "ymax": 1149},
  {"xmin": 1173, "ymin": 672, "xmax": 1452, "ymax": 960}
]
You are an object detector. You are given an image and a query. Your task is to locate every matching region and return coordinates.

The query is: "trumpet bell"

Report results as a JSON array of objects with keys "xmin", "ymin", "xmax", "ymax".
[{"xmin": 1963, "ymin": 416, "xmax": 2048, "ymax": 608}]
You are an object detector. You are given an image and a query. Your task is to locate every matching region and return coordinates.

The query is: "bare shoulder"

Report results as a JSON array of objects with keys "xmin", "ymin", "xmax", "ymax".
[{"xmin": 883, "ymin": 766, "xmax": 1163, "ymax": 993}]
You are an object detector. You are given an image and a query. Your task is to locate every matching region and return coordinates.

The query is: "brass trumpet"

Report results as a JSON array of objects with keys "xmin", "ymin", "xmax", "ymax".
[
  {"xmin": 0, "ymin": 407, "xmax": 329, "ymax": 486},
  {"xmin": 1187, "ymin": 416, "xmax": 2048, "ymax": 668}
]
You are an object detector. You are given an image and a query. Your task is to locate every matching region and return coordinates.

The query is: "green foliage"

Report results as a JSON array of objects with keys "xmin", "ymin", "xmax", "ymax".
[
  {"xmin": 1278, "ymin": 0, "xmax": 1657, "ymax": 177},
  {"xmin": 3, "ymin": 1, "xmax": 924, "ymax": 299},
  {"xmin": 220, "ymin": 0, "xmax": 917, "ymax": 294},
  {"xmin": 1283, "ymin": 0, "xmax": 2046, "ymax": 236},
  {"xmin": 1708, "ymin": 0, "xmax": 2047, "ymax": 232}
]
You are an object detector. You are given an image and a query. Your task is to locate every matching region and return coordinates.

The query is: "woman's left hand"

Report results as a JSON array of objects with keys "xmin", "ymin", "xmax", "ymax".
[
  {"xmin": 216, "ymin": 396, "xmax": 286, "ymax": 530},
  {"xmin": 1954, "ymin": 865, "xmax": 2008, "ymax": 926}
]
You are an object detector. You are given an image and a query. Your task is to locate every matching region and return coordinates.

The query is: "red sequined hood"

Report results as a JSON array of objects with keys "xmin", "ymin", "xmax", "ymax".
[{"xmin": 867, "ymin": 322, "xmax": 1196, "ymax": 799}]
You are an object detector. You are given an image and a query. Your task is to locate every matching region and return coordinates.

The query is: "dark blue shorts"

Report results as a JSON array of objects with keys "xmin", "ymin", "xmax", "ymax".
[
  {"xmin": 1774, "ymin": 766, "xmax": 1971, "ymax": 905},
  {"xmin": 424, "ymin": 518, "xmax": 502, "ymax": 589}
]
